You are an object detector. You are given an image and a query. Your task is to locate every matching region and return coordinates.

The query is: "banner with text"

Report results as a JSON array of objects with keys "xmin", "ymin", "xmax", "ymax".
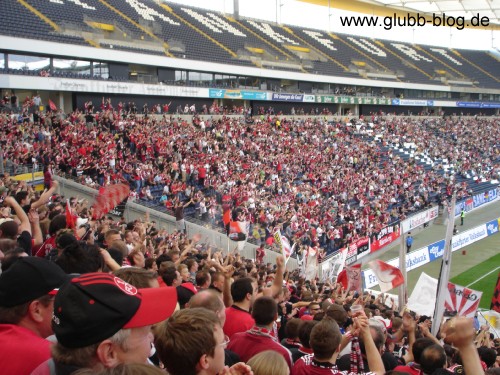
[
  {"xmin": 455, "ymin": 188, "xmax": 499, "ymax": 217},
  {"xmin": 370, "ymin": 222, "xmax": 401, "ymax": 253},
  {"xmin": 444, "ymin": 282, "xmax": 482, "ymax": 318},
  {"xmin": 401, "ymin": 206, "xmax": 439, "ymax": 233},
  {"xmin": 316, "ymin": 95, "xmax": 391, "ymax": 105},
  {"xmin": 209, "ymin": 89, "xmax": 267, "ymax": 100},
  {"xmin": 271, "ymin": 93, "xmax": 304, "ymax": 102}
]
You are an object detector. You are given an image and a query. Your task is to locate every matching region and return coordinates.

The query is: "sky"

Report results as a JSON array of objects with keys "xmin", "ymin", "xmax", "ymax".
[{"xmin": 164, "ymin": 0, "xmax": 499, "ymax": 50}]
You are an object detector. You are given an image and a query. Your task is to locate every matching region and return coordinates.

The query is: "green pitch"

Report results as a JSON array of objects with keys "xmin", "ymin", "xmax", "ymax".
[{"xmin": 450, "ymin": 253, "xmax": 500, "ymax": 310}]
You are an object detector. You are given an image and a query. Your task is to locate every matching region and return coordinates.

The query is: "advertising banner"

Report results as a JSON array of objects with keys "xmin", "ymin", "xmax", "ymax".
[
  {"xmin": 451, "ymin": 224, "xmax": 488, "ymax": 252},
  {"xmin": 345, "ymin": 244, "xmax": 357, "ymax": 265},
  {"xmin": 271, "ymin": 93, "xmax": 304, "ymax": 102},
  {"xmin": 486, "ymin": 219, "xmax": 499, "ymax": 236},
  {"xmin": 427, "ymin": 239, "xmax": 446, "ymax": 262},
  {"xmin": 370, "ymin": 222, "xmax": 401, "ymax": 253},
  {"xmin": 455, "ymin": 188, "xmax": 499, "ymax": 216},
  {"xmin": 208, "ymin": 89, "xmax": 267, "ymax": 100},
  {"xmin": 457, "ymin": 101, "xmax": 500, "ymax": 108},
  {"xmin": 401, "ymin": 206, "xmax": 439, "ymax": 233},
  {"xmin": 316, "ymin": 95, "xmax": 391, "ymax": 105},
  {"xmin": 303, "ymin": 94, "xmax": 315, "ymax": 102},
  {"xmin": 352, "ymin": 237, "xmax": 370, "ymax": 260}
]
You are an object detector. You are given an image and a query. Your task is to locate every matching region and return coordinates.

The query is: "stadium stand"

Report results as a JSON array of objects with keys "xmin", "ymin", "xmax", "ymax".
[{"xmin": 1, "ymin": 0, "xmax": 498, "ymax": 89}]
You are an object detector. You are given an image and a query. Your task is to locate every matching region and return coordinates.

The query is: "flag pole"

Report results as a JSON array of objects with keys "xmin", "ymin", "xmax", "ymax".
[
  {"xmin": 431, "ymin": 193, "xmax": 456, "ymax": 336},
  {"xmin": 398, "ymin": 225, "xmax": 406, "ymax": 311}
]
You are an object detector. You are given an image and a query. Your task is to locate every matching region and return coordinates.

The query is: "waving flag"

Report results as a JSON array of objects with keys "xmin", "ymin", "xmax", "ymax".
[
  {"xmin": 321, "ymin": 248, "xmax": 347, "ymax": 282},
  {"xmin": 92, "ymin": 183, "xmax": 130, "ymax": 220},
  {"xmin": 444, "ymin": 282, "xmax": 482, "ymax": 318},
  {"xmin": 65, "ymin": 200, "xmax": 76, "ymax": 230},
  {"xmin": 337, "ymin": 264, "xmax": 362, "ymax": 292},
  {"xmin": 368, "ymin": 259, "xmax": 404, "ymax": 293},
  {"xmin": 408, "ymin": 272, "xmax": 438, "ymax": 317},
  {"xmin": 48, "ymin": 99, "xmax": 57, "ymax": 111},
  {"xmin": 491, "ymin": 273, "xmax": 500, "ymax": 313},
  {"xmin": 274, "ymin": 230, "xmax": 291, "ymax": 259}
]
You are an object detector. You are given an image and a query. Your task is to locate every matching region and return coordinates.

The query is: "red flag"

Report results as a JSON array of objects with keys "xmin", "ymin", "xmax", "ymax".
[
  {"xmin": 490, "ymin": 273, "xmax": 500, "ymax": 313},
  {"xmin": 65, "ymin": 200, "xmax": 76, "ymax": 230},
  {"xmin": 92, "ymin": 183, "xmax": 130, "ymax": 220},
  {"xmin": 48, "ymin": 99, "xmax": 57, "ymax": 111},
  {"xmin": 368, "ymin": 259, "xmax": 404, "ymax": 293},
  {"xmin": 337, "ymin": 269, "xmax": 347, "ymax": 289}
]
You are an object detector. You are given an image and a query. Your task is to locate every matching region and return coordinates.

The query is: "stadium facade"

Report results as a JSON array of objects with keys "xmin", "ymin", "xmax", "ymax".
[{"xmin": 0, "ymin": 0, "xmax": 499, "ymax": 115}]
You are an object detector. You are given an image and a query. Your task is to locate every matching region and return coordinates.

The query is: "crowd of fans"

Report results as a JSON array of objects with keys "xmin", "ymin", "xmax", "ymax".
[
  {"xmin": 0, "ymin": 183, "xmax": 498, "ymax": 374},
  {"xmin": 0, "ymin": 101, "xmax": 499, "ymax": 374},
  {"xmin": 1, "ymin": 102, "xmax": 499, "ymax": 258}
]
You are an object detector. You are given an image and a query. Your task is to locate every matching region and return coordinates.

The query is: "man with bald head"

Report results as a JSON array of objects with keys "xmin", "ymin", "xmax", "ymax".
[{"xmin": 188, "ymin": 289, "xmax": 240, "ymax": 366}]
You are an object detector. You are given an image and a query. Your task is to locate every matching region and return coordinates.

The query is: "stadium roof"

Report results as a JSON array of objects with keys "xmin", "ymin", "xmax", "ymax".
[{"xmin": 299, "ymin": 0, "xmax": 500, "ymax": 29}]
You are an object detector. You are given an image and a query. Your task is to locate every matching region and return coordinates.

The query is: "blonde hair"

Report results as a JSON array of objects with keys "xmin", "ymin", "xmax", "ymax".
[{"xmin": 247, "ymin": 350, "xmax": 290, "ymax": 375}]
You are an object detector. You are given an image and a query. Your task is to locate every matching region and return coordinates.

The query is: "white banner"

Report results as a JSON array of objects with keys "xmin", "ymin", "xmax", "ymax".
[
  {"xmin": 401, "ymin": 206, "xmax": 439, "ymax": 233},
  {"xmin": 451, "ymin": 224, "xmax": 488, "ymax": 252},
  {"xmin": 407, "ymin": 272, "xmax": 438, "ymax": 317},
  {"xmin": 321, "ymin": 248, "xmax": 347, "ymax": 282}
]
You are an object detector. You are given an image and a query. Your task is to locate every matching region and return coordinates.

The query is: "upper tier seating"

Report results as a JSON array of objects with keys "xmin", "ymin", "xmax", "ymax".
[{"xmin": 0, "ymin": 0, "xmax": 498, "ymax": 89}]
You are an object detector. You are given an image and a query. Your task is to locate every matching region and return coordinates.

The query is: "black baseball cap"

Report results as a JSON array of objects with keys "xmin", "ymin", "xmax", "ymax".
[
  {"xmin": 0, "ymin": 257, "xmax": 69, "ymax": 307},
  {"xmin": 53, "ymin": 273, "xmax": 177, "ymax": 348}
]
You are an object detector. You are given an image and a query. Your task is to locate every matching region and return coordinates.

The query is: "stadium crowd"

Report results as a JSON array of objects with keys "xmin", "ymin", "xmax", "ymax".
[
  {"xmin": 0, "ymin": 183, "xmax": 498, "ymax": 374},
  {"xmin": 0, "ymin": 101, "xmax": 499, "ymax": 256},
  {"xmin": 0, "ymin": 101, "xmax": 499, "ymax": 374}
]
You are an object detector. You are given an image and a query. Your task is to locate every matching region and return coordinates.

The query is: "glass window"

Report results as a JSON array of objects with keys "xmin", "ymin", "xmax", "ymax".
[
  {"xmin": 93, "ymin": 62, "xmax": 109, "ymax": 79},
  {"xmin": 188, "ymin": 71, "xmax": 212, "ymax": 86},
  {"xmin": 53, "ymin": 59, "xmax": 91, "ymax": 75},
  {"xmin": 175, "ymin": 70, "xmax": 186, "ymax": 84},
  {"xmin": 0, "ymin": 54, "xmax": 4, "ymax": 69},
  {"xmin": 8, "ymin": 54, "xmax": 50, "ymax": 72}
]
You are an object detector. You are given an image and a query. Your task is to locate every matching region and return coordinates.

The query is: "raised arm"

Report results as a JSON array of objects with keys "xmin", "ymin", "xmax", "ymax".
[
  {"xmin": 31, "ymin": 180, "xmax": 59, "ymax": 210},
  {"xmin": 443, "ymin": 317, "xmax": 485, "ymax": 375},
  {"xmin": 357, "ymin": 315, "xmax": 385, "ymax": 375}
]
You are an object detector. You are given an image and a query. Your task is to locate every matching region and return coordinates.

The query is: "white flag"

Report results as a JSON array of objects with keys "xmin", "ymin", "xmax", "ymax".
[
  {"xmin": 321, "ymin": 248, "xmax": 347, "ymax": 282},
  {"xmin": 407, "ymin": 272, "xmax": 438, "ymax": 317}
]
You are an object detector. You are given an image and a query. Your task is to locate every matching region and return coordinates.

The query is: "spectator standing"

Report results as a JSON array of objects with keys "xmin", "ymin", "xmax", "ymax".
[
  {"xmin": 155, "ymin": 308, "xmax": 251, "ymax": 375},
  {"xmin": 32, "ymin": 273, "xmax": 177, "ymax": 374},
  {"xmin": 0, "ymin": 257, "xmax": 68, "ymax": 374},
  {"xmin": 228, "ymin": 296, "xmax": 294, "ymax": 373}
]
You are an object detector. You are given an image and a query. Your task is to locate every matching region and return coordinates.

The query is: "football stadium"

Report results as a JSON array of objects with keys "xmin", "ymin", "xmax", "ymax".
[{"xmin": 0, "ymin": 0, "xmax": 499, "ymax": 373}]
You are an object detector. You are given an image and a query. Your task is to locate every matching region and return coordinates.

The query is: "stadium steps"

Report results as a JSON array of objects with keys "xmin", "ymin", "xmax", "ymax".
[
  {"xmin": 413, "ymin": 45, "xmax": 467, "ymax": 80},
  {"xmin": 158, "ymin": 3, "xmax": 238, "ymax": 59},
  {"xmin": 333, "ymin": 34, "xmax": 399, "ymax": 79},
  {"xmin": 16, "ymin": 0, "xmax": 60, "ymax": 32},
  {"xmin": 278, "ymin": 27, "xmax": 348, "ymax": 72},
  {"xmin": 228, "ymin": 17, "xmax": 295, "ymax": 62},
  {"xmin": 95, "ymin": 0, "xmax": 173, "ymax": 58},
  {"xmin": 451, "ymin": 49, "xmax": 500, "ymax": 84},
  {"xmin": 374, "ymin": 40, "xmax": 434, "ymax": 82},
  {"xmin": 84, "ymin": 38, "xmax": 101, "ymax": 49}
]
